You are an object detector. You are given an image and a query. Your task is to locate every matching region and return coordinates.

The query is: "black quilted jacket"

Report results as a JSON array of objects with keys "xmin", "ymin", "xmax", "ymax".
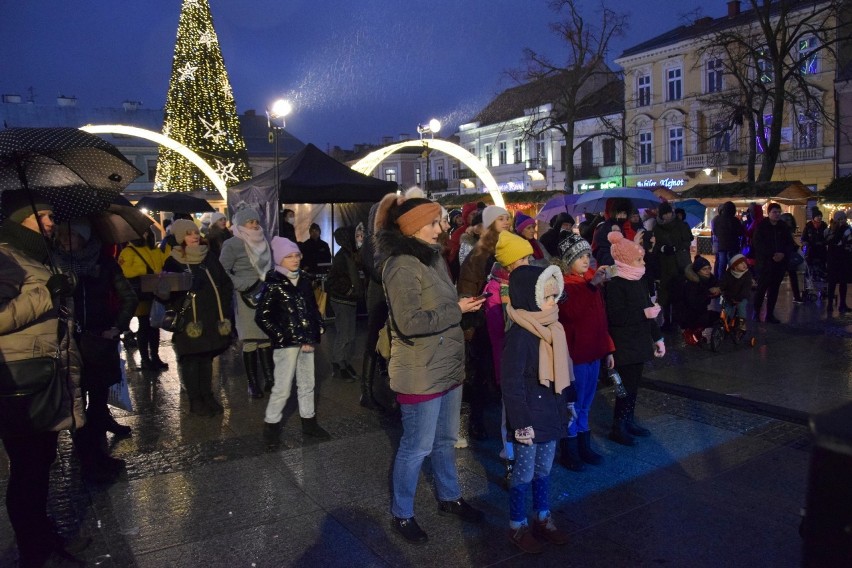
[{"xmin": 254, "ymin": 269, "xmax": 324, "ymax": 348}]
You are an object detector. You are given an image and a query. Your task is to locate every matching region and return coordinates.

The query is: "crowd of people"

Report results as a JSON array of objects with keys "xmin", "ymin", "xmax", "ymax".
[{"xmin": 2, "ymin": 187, "xmax": 851, "ymax": 564}]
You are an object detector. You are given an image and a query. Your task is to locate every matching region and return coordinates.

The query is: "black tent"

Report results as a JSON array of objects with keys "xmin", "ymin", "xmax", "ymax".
[{"xmin": 228, "ymin": 143, "xmax": 397, "ymax": 236}]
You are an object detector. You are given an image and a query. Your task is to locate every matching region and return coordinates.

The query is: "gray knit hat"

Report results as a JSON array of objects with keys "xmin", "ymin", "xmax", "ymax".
[
  {"xmin": 558, "ymin": 232, "xmax": 591, "ymax": 268},
  {"xmin": 232, "ymin": 205, "xmax": 260, "ymax": 227}
]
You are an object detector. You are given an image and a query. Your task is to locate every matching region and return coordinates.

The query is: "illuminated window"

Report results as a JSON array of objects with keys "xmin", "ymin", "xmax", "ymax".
[
  {"xmin": 706, "ymin": 59, "xmax": 723, "ymax": 93},
  {"xmin": 712, "ymin": 120, "xmax": 731, "ymax": 152},
  {"xmin": 436, "ymin": 162, "xmax": 444, "ymax": 180},
  {"xmin": 666, "ymin": 68, "xmax": 682, "ymax": 101},
  {"xmin": 757, "ymin": 48, "xmax": 773, "ymax": 83},
  {"xmin": 639, "ymin": 132, "xmax": 653, "ymax": 164},
  {"xmin": 637, "ymin": 74, "xmax": 651, "ymax": 107},
  {"xmin": 384, "ymin": 168, "xmax": 397, "ymax": 182},
  {"xmin": 668, "ymin": 127, "xmax": 684, "ymax": 161},
  {"xmin": 797, "ymin": 112, "xmax": 818, "ymax": 148},
  {"xmin": 535, "ymin": 133, "xmax": 547, "ymax": 167},
  {"xmin": 799, "ymin": 37, "xmax": 819, "ymax": 74},
  {"xmin": 484, "ymin": 144, "xmax": 493, "ymax": 167},
  {"xmin": 498, "ymin": 141, "xmax": 507, "ymax": 165},
  {"xmin": 513, "ymin": 138, "xmax": 523, "ymax": 162}
]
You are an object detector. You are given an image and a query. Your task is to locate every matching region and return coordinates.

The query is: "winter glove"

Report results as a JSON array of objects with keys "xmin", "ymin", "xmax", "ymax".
[
  {"xmin": 644, "ymin": 304, "xmax": 661, "ymax": 319},
  {"xmin": 46, "ymin": 273, "xmax": 75, "ymax": 297},
  {"xmin": 659, "ymin": 244, "xmax": 676, "ymax": 255},
  {"xmin": 514, "ymin": 426, "xmax": 535, "ymax": 446},
  {"xmin": 566, "ymin": 403, "xmax": 577, "ymax": 430},
  {"xmin": 591, "ymin": 266, "xmax": 608, "ymax": 286},
  {"xmin": 654, "ymin": 339, "xmax": 666, "ymax": 358}
]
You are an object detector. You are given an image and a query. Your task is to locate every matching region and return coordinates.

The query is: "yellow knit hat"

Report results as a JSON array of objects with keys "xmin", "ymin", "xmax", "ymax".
[{"xmin": 495, "ymin": 230, "xmax": 533, "ymax": 267}]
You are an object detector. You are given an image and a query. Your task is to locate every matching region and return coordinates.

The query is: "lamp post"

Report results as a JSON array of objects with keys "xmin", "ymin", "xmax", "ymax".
[
  {"xmin": 417, "ymin": 118, "xmax": 441, "ymax": 198},
  {"xmin": 703, "ymin": 167, "xmax": 722, "ymax": 183},
  {"xmin": 267, "ymin": 99, "xmax": 292, "ymax": 223}
]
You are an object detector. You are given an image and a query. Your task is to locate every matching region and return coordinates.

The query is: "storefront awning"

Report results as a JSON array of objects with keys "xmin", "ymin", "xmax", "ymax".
[{"xmin": 678, "ymin": 181, "xmax": 813, "ymax": 205}]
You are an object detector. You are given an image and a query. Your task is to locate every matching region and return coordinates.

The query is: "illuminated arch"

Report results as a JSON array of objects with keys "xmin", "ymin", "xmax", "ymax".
[
  {"xmin": 351, "ymin": 140, "xmax": 505, "ymax": 208},
  {"xmin": 79, "ymin": 124, "xmax": 228, "ymax": 198}
]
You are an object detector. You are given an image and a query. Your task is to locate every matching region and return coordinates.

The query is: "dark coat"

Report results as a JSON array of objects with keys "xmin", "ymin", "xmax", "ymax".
[
  {"xmin": 592, "ymin": 218, "xmax": 621, "ymax": 267},
  {"xmin": 163, "ymin": 251, "xmax": 233, "ymax": 358},
  {"xmin": 255, "ymin": 270, "xmax": 324, "ymax": 348},
  {"xmin": 719, "ymin": 268, "xmax": 753, "ymax": 304},
  {"xmin": 825, "ymin": 223, "xmax": 852, "ymax": 282},
  {"xmin": 605, "ymin": 276, "xmax": 662, "ymax": 366},
  {"xmin": 72, "ymin": 252, "xmax": 138, "ymax": 334},
  {"xmin": 501, "ymin": 324, "xmax": 568, "ymax": 443},
  {"xmin": 752, "ymin": 218, "xmax": 795, "ymax": 270},
  {"xmin": 298, "ymin": 237, "xmax": 332, "ymax": 273},
  {"xmin": 711, "ymin": 202, "xmax": 744, "ymax": 252},
  {"xmin": 326, "ymin": 226, "xmax": 363, "ymax": 305},
  {"xmin": 206, "ymin": 225, "xmax": 232, "ymax": 259},
  {"xmin": 801, "ymin": 220, "xmax": 828, "ymax": 262},
  {"xmin": 677, "ymin": 265, "xmax": 719, "ymax": 328}
]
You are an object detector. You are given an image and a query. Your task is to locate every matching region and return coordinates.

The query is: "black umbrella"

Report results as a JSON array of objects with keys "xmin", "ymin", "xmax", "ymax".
[
  {"xmin": 88, "ymin": 204, "xmax": 157, "ymax": 244},
  {"xmin": 136, "ymin": 192, "xmax": 215, "ymax": 213},
  {"xmin": 0, "ymin": 127, "xmax": 142, "ymax": 221}
]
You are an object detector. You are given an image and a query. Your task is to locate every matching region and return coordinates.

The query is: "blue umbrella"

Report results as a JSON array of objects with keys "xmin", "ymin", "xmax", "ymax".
[
  {"xmin": 571, "ymin": 187, "xmax": 662, "ymax": 215},
  {"xmin": 673, "ymin": 198, "xmax": 707, "ymax": 228},
  {"xmin": 535, "ymin": 193, "xmax": 582, "ymax": 221}
]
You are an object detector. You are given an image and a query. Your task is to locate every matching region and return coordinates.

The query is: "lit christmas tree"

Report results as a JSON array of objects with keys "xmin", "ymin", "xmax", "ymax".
[{"xmin": 155, "ymin": 0, "xmax": 252, "ymax": 192}]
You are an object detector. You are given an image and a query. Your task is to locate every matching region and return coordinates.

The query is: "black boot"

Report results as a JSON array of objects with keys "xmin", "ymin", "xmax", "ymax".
[
  {"xmin": 625, "ymin": 393, "xmax": 650, "ymax": 437},
  {"xmin": 559, "ymin": 437, "xmax": 585, "ymax": 472},
  {"xmin": 502, "ymin": 458, "xmax": 515, "ymax": 490},
  {"xmin": 263, "ymin": 421, "xmax": 283, "ymax": 450},
  {"xmin": 258, "ymin": 347, "xmax": 275, "ymax": 392},
  {"xmin": 74, "ymin": 427, "xmax": 119, "ymax": 484},
  {"xmin": 181, "ymin": 357, "xmax": 215, "ymax": 417},
  {"xmin": 577, "ymin": 430, "xmax": 603, "ymax": 465},
  {"xmin": 149, "ymin": 329, "xmax": 168, "ymax": 370},
  {"xmin": 242, "ymin": 350, "xmax": 264, "ymax": 399},
  {"xmin": 609, "ymin": 397, "xmax": 635, "ymax": 446},
  {"xmin": 301, "ymin": 416, "xmax": 331, "ymax": 439},
  {"xmin": 359, "ymin": 355, "xmax": 385, "ymax": 411}
]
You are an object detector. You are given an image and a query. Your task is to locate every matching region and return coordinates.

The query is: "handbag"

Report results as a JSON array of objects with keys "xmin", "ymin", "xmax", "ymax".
[
  {"xmin": 78, "ymin": 333, "xmax": 121, "ymax": 389},
  {"xmin": 150, "ymin": 292, "xmax": 193, "ymax": 332},
  {"xmin": 108, "ymin": 343, "xmax": 133, "ymax": 412},
  {"xmin": 239, "ymin": 279, "xmax": 263, "ymax": 309},
  {"xmin": 0, "ymin": 357, "xmax": 63, "ymax": 436}
]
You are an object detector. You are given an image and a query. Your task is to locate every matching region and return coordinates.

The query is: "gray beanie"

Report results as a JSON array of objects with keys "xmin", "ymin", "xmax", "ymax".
[{"xmin": 233, "ymin": 206, "xmax": 260, "ymax": 227}]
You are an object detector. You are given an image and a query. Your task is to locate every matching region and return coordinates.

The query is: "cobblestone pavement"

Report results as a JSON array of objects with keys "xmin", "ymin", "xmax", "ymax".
[{"xmin": 0, "ymin": 281, "xmax": 834, "ymax": 567}]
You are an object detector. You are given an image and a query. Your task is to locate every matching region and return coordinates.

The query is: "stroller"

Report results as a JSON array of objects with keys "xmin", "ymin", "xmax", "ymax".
[{"xmin": 802, "ymin": 258, "xmax": 828, "ymax": 303}]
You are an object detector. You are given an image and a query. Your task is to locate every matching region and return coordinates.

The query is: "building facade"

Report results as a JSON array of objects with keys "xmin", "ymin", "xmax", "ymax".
[{"xmin": 615, "ymin": 0, "xmax": 837, "ymax": 193}]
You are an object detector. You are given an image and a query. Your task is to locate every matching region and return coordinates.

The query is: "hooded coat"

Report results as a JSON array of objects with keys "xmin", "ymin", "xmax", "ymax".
[
  {"xmin": 501, "ymin": 265, "xmax": 568, "ymax": 443},
  {"xmin": 326, "ymin": 226, "xmax": 364, "ymax": 306},
  {"xmin": 219, "ymin": 231, "xmax": 271, "ymax": 341},
  {"xmin": 712, "ymin": 201, "xmax": 744, "ymax": 252},
  {"xmin": 677, "ymin": 264, "xmax": 719, "ymax": 328},
  {"xmin": 376, "ymin": 228, "xmax": 464, "ymax": 396}
]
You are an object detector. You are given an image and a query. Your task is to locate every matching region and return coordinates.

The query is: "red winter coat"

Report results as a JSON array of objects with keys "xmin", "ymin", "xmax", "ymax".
[{"xmin": 558, "ymin": 269, "xmax": 615, "ymax": 365}]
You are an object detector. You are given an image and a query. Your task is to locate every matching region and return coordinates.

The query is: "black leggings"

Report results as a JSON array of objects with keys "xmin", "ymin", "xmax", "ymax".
[{"xmin": 136, "ymin": 315, "xmax": 161, "ymax": 358}]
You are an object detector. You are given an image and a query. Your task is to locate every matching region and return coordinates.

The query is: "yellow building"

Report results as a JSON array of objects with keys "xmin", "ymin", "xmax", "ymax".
[{"xmin": 615, "ymin": 0, "xmax": 837, "ymax": 194}]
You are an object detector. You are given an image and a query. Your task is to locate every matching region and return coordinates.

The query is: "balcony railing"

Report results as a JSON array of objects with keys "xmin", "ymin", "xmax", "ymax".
[
  {"xmin": 572, "ymin": 162, "xmax": 601, "ymax": 179},
  {"xmin": 426, "ymin": 178, "xmax": 449, "ymax": 191},
  {"xmin": 458, "ymin": 168, "xmax": 476, "ymax": 179},
  {"xmin": 664, "ymin": 160, "xmax": 684, "ymax": 172},
  {"xmin": 782, "ymin": 147, "xmax": 824, "ymax": 162},
  {"xmin": 627, "ymin": 164, "xmax": 656, "ymax": 175}
]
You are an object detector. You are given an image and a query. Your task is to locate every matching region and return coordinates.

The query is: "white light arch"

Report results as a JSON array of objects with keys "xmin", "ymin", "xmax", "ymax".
[
  {"xmin": 79, "ymin": 124, "xmax": 228, "ymax": 198},
  {"xmin": 351, "ymin": 140, "xmax": 505, "ymax": 208}
]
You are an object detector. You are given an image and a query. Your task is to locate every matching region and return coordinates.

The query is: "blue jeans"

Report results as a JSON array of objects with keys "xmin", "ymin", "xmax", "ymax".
[
  {"xmin": 391, "ymin": 386, "xmax": 462, "ymax": 518},
  {"xmin": 568, "ymin": 360, "xmax": 601, "ymax": 436},
  {"xmin": 715, "ymin": 250, "xmax": 736, "ymax": 281}
]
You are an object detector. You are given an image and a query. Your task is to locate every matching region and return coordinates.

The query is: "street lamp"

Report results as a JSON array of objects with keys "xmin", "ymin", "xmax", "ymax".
[
  {"xmin": 704, "ymin": 167, "xmax": 721, "ymax": 183},
  {"xmin": 417, "ymin": 118, "xmax": 441, "ymax": 196},
  {"xmin": 267, "ymin": 99, "xmax": 292, "ymax": 225}
]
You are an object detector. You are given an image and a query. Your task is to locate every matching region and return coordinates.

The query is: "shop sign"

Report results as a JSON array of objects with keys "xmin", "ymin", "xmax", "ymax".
[
  {"xmin": 636, "ymin": 177, "xmax": 687, "ymax": 189},
  {"xmin": 576, "ymin": 180, "xmax": 617, "ymax": 192},
  {"xmin": 497, "ymin": 181, "xmax": 526, "ymax": 191}
]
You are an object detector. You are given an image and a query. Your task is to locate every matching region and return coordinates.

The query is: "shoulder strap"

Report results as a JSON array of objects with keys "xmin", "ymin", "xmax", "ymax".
[
  {"xmin": 380, "ymin": 259, "xmax": 414, "ymax": 345},
  {"xmin": 128, "ymin": 246, "xmax": 155, "ymax": 274}
]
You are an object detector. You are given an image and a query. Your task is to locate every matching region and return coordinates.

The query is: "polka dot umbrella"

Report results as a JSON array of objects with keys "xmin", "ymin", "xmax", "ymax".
[{"xmin": 0, "ymin": 127, "xmax": 142, "ymax": 222}]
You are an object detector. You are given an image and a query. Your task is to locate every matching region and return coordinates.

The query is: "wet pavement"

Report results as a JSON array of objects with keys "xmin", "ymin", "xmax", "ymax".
[{"xmin": 0, "ymin": 279, "xmax": 843, "ymax": 567}]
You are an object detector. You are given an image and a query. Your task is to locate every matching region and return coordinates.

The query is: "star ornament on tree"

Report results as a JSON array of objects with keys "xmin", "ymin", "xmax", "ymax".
[
  {"xmin": 213, "ymin": 159, "xmax": 239, "ymax": 184},
  {"xmin": 200, "ymin": 117, "xmax": 226, "ymax": 144},
  {"xmin": 183, "ymin": 0, "xmax": 201, "ymax": 9},
  {"xmin": 177, "ymin": 62, "xmax": 198, "ymax": 82},
  {"xmin": 199, "ymin": 30, "xmax": 218, "ymax": 47}
]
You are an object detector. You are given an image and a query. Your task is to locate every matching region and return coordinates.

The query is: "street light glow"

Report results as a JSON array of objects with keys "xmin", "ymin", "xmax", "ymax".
[
  {"xmin": 428, "ymin": 118, "xmax": 441, "ymax": 133},
  {"xmin": 270, "ymin": 99, "xmax": 292, "ymax": 119}
]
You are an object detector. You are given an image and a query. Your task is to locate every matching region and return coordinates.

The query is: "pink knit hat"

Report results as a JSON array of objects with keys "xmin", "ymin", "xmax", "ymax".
[
  {"xmin": 270, "ymin": 237, "xmax": 301, "ymax": 264},
  {"xmin": 608, "ymin": 230, "xmax": 645, "ymax": 264}
]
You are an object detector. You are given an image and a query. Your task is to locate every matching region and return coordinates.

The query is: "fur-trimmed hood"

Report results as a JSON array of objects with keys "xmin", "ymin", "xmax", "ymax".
[{"xmin": 375, "ymin": 228, "xmax": 439, "ymax": 267}]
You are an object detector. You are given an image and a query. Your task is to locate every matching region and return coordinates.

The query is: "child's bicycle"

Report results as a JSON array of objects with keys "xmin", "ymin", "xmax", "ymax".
[{"xmin": 719, "ymin": 309, "xmax": 757, "ymax": 348}]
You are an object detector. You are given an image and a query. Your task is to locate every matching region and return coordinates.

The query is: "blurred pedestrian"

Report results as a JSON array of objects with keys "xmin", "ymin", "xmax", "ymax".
[
  {"xmin": 299, "ymin": 223, "xmax": 332, "ymax": 274},
  {"xmin": 502, "ymin": 264, "xmax": 572, "ymax": 553},
  {"xmin": 825, "ymin": 210, "xmax": 852, "ymax": 314},
  {"xmin": 256, "ymin": 237, "xmax": 330, "ymax": 447},
  {"xmin": 780, "ymin": 212, "xmax": 803, "ymax": 304},
  {"xmin": 605, "ymin": 231, "xmax": 665, "ymax": 446},
  {"xmin": 752, "ymin": 203, "xmax": 794, "ymax": 323},
  {"xmin": 205, "ymin": 212, "xmax": 231, "ymax": 258},
  {"xmin": 162, "ymin": 220, "xmax": 234, "ymax": 417},
  {"xmin": 710, "ymin": 201, "xmax": 744, "ymax": 280},
  {"xmin": 653, "ymin": 202, "xmax": 693, "ymax": 331},
  {"xmin": 375, "ymin": 194, "xmax": 485, "ymax": 544},
  {"xmin": 219, "ymin": 206, "xmax": 274, "ymax": 398},
  {"xmin": 279, "ymin": 207, "xmax": 297, "ymax": 241},
  {"xmin": 514, "ymin": 212, "xmax": 550, "ymax": 264},
  {"xmin": 801, "ymin": 207, "xmax": 828, "ymax": 266},
  {"xmin": 326, "ymin": 225, "xmax": 364, "ymax": 381},
  {"xmin": 539, "ymin": 212, "xmax": 574, "ymax": 258}
]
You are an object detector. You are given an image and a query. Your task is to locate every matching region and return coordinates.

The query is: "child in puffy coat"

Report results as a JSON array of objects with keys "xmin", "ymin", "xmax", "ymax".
[
  {"xmin": 556, "ymin": 233, "xmax": 615, "ymax": 471},
  {"xmin": 719, "ymin": 254, "xmax": 752, "ymax": 337},
  {"xmin": 502, "ymin": 264, "xmax": 572, "ymax": 554},
  {"xmin": 677, "ymin": 255, "xmax": 721, "ymax": 345},
  {"xmin": 255, "ymin": 237, "xmax": 330, "ymax": 448}
]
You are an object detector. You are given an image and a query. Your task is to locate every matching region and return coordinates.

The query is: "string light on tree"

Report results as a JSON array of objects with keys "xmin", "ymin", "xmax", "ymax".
[{"xmin": 155, "ymin": 0, "xmax": 252, "ymax": 192}]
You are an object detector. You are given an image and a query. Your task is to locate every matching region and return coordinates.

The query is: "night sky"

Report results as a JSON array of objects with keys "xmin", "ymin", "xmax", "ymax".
[{"xmin": 1, "ymin": 0, "xmax": 710, "ymax": 149}]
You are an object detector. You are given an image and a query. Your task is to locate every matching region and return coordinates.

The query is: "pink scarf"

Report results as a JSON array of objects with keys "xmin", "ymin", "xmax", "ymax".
[{"xmin": 613, "ymin": 259, "xmax": 645, "ymax": 281}]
